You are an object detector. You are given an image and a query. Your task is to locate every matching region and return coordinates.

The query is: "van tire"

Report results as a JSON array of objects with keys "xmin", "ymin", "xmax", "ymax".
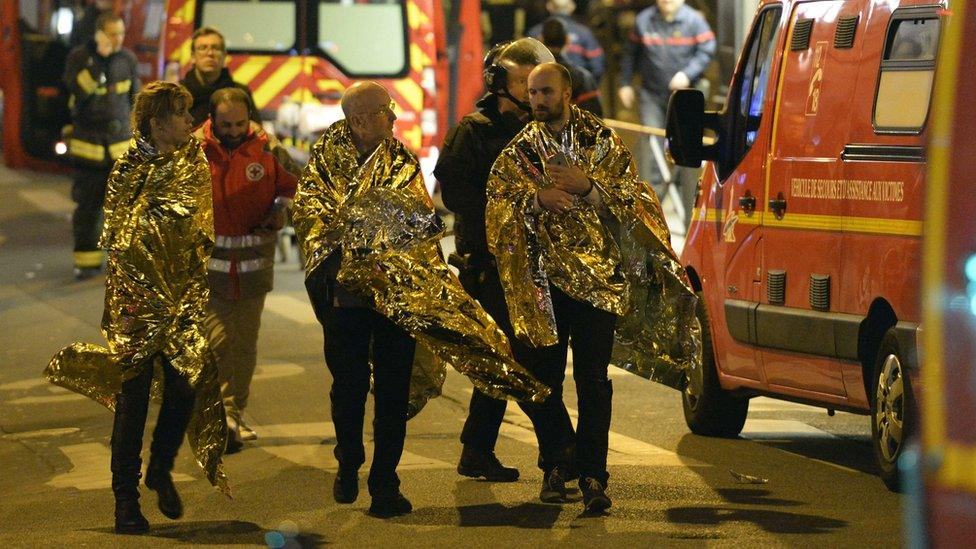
[
  {"xmin": 871, "ymin": 329, "xmax": 917, "ymax": 492},
  {"xmin": 682, "ymin": 292, "xmax": 749, "ymax": 437}
]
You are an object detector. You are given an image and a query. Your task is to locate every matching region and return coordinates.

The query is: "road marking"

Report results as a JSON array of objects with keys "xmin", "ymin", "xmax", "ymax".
[
  {"xmin": 47, "ymin": 443, "xmax": 192, "ymax": 490},
  {"xmin": 748, "ymin": 397, "xmax": 824, "ymax": 413},
  {"xmin": 264, "ymin": 294, "xmax": 317, "ymax": 325},
  {"xmin": 741, "ymin": 419, "xmax": 837, "ymax": 439},
  {"xmin": 255, "ymin": 422, "xmax": 453, "ymax": 471},
  {"xmin": 2, "ymin": 427, "xmax": 80, "ymax": 439},
  {"xmin": 0, "ymin": 378, "xmax": 50, "ymax": 391},
  {"xmin": 6, "ymin": 393, "xmax": 88, "ymax": 405},
  {"xmin": 19, "ymin": 189, "xmax": 75, "ymax": 216},
  {"xmin": 252, "ymin": 361, "xmax": 305, "ymax": 381}
]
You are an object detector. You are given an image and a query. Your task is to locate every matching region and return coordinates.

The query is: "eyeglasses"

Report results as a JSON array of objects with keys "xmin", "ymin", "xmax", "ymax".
[{"xmin": 193, "ymin": 44, "xmax": 224, "ymax": 54}]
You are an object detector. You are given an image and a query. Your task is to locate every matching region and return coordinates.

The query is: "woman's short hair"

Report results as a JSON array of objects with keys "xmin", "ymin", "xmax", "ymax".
[{"xmin": 131, "ymin": 81, "xmax": 192, "ymax": 139}]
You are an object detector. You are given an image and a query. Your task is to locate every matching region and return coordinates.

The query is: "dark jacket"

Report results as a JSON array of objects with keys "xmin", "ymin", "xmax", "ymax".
[
  {"xmin": 528, "ymin": 14, "xmax": 605, "ymax": 81},
  {"xmin": 63, "ymin": 42, "xmax": 139, "ymax": 166},
  {"xmin": 556, "ymin": 54, "xmax": 603, "ymax": 117},
  {"xmin": 180, "ymin": 67, "xmax": 257, "ymax": 126},
  {"xmin": 619, "ymin": 4, "xmax": 716, "ymax": 102},
  {"xmin": 434, "ymin": 94, "xmax": 525, "ymax": 263}
]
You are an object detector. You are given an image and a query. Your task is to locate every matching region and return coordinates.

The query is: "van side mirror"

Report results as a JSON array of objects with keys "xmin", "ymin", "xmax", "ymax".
[{"xmin": 666, "ymin": 89, "xmax": 706, "ymax": 167}]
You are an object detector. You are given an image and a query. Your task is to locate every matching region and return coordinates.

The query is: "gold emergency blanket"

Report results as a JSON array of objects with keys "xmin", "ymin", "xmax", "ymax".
[
  {"xmin": 45, "ymin": 137, "xmax": 229, "ymax": 494},
  {"xmin": 293, "ymin": 121, "xmax": 550, "ymax": 414},
  {"xmin": 487, "ymin": 106, "xmax": 701, "ymax": 388}
]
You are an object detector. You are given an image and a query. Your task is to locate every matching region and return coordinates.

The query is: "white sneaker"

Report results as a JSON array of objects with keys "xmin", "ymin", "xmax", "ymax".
[{"xmin": 238, "ymin": 419, "xmax": 257, "ymax": 441}]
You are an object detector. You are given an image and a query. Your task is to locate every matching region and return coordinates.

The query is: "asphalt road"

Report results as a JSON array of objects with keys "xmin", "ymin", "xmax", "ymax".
[{"xmin": 0, "ymin": 164, "xmax": 903, "ymax": 547}]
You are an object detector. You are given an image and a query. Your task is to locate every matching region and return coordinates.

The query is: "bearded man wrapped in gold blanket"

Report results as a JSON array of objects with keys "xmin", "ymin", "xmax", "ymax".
[
  {"xmin": 45, "ymin": 82, "xmax": 227, "ymax": 535},
  {"xmin": 486, "ymin": 63, "xmax": 702, "ymax": 512},
  {"xmin": 293, "ymin": 82, "xmax": 549, "ymax": 518}
]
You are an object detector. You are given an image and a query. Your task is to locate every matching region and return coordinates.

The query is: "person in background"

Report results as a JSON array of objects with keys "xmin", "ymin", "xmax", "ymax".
[
  {"xmin": 196, "ymin": 88, "xmax": 297, "ymax": 454},
  {"xmin": 540, "ymin": 18, "xmax": 602, "ymax": 116},
  {"xmin": 435, "ymin": 38, "xmax": 565, "ymax": 485},
  {"xmin": 618, "ymin": 0, "xmax": 715, "ymax": 220},
  {"xmin": 46, "ymin": 81, "xmax": 228, "ymax": 535},
  {"xmin": 63, "ymin": 11, "xmax": 140, "ymax": 280},
  {"xmin": 180, "ymin": 26, "xmax": 257, "ymax": 127},
  {"xmin": 69, "ymin": 0, "xmax": 114, "ymax": 49},
  {"xmin": 526, "ymin": 0, "xmax": 605, "ymax": 81}
]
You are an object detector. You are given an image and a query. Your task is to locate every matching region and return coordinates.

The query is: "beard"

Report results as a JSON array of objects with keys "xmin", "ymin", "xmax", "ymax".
[
  {"xmin": 218, "ymin": 133, "xmax": 245, "ymax": 149},
  {"xmin": 532, "ymin": 102, "xmax": 564, "ymax": 123}
]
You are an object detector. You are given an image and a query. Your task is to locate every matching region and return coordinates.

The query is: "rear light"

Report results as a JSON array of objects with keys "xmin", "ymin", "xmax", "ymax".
[{"xmin": 421, "ymin": 108, "xmax": 437, "ymax": 136}]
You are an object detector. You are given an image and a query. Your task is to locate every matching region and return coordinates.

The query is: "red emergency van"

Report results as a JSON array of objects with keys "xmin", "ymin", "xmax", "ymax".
[{"xmin": 666, "ymin": 0, "xmax": 944, "ymax": 491}]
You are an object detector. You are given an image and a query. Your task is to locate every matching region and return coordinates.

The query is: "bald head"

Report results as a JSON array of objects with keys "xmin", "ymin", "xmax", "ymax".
[
  {"xmin": 341, "ymin": 81, "xmax": 389, "ymax": 118},
  {"xmin": 341, "ymin": 81, "xmax": 396, "ymax": 154},
  {"xmin": 528, "ymin": 63, "xmax": 573, "ymax": 129}
]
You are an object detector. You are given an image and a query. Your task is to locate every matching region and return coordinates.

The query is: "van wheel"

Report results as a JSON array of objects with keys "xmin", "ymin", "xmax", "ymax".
[
  {"xmin": 682, "ymin": 292, "xmax": 749, "ymax": 437},
  {"xmin": 871, "ymin": 329, "xmax": 916, "ymax": 492}
]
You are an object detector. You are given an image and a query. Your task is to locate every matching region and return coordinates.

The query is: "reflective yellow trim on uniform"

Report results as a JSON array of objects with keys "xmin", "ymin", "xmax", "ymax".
[
  {"xmin": 76, "ymin": 69, "xmax": 98, "ymax": 94},
  {"xmin": 252, "ymin": 57, "xmax": 303, "ymax": 109},
  {"xmin": 68, "ymin": 138, "xmax": 105, "ymax": 162},
  {"xmin": 108, "ymin": 140, "xmax": 130, "ymax": 160},
  {"xmin": 114, "ymin": 80, "xmax": 131, "ymax": 94},
  {"xmin": 74, "ymin": 250, "xmax": 104, "ymax": 268}
]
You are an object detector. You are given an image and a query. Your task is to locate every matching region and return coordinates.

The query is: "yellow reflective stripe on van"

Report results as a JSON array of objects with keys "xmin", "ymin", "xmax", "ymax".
[
  {"xmin": 114, "ymin": 80, "xmax": 132, "ymax": 94},
  {"xmin": 69, "ymin": 138, "xmax": 105, "ymax": 162},
  {"xmin": 252, "ymin": 57, "xmax": 302, "ymax": 109},
  {"xmin": 763, "ymin": 213, "xmax": 922, "ymax": 236},
  {"xmin": 692, "ymin": 208, "xmax": 920, "ymax": 236},
  {"xmin": 76, "ymin": 69, "xmax": 99, "ymax": 94}
]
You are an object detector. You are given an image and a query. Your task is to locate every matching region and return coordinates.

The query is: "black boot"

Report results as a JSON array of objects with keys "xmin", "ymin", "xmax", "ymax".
[
  {"xmin": 146, "ymin": 461, "xmax": 183, "ymax": 520},
  {"xmin": 457, "ymin": 445, "xmax": 519, "ymax": 482},
  {"xmin": 114, "ymin": 495, "xmax": 149, "ymax": 535},
  {"xmin": 333, "ymin": 468, "xmax": 360, "ymax": 504},
  {"xmin": 111, "ymin": 375, "xmax": 152, "ymax": 535},
  {"xmin": 368, "ymin": 491, "xmax": 412, "ymax": 518}
]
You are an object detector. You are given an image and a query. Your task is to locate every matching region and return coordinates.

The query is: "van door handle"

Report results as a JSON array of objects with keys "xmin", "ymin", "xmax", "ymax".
[
  {"xmin": 769, "ymin": 192, "xmax": 787, "ymax": 219},
  {"xmin": 738, "ymin": 191, "xmax": 756, "ymax": 214}
]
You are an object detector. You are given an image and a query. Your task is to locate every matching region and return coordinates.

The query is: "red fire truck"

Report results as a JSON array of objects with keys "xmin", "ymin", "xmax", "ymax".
[{"xmin": 667, "ymin": 0, "xmax": 944, "ymax": 491}]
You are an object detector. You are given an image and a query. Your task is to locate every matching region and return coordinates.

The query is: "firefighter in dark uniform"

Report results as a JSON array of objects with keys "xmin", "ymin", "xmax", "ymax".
[
  {"xmin": 434, "ymin": 39, "xmax": 576, "ymax": 492},
  {"xmin": 63, "ymin": 11, "xmax": 139, "ymax": 279}
]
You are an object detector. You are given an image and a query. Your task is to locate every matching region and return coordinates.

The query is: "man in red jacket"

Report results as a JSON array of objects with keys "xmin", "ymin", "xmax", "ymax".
[{"xmin": 196, "ymin": 87, "xmax": 298, "ymax": 452}]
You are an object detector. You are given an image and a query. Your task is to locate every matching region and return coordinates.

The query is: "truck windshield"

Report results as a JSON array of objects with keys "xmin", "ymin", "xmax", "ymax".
[
  {"xmin": 317, "ymin": 0, "xmax": 407, "ymax": 76},
  {"xmin": 199, "ymin": 0, "xmax": 296, "ymax": 52}
]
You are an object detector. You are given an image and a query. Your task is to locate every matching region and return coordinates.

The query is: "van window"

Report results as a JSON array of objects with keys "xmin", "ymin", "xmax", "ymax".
[
  {"xmin": 317, "ymin": 1, "xmax": 407, "ymax": 77},
  {"xmin": 724, "ymin": 6, "xmax": 782, "ymax": 178},
  {"xmin": 874, "ymin": 16, "xmax": 940, "ymax": 132},
  {"xmin": 199, "ymin": 0, "xmax": 296, "ymax": 52}
]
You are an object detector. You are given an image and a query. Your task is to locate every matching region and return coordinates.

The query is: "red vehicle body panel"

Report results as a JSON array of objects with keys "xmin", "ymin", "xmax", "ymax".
[
  {"xmin": 682, "ymin": 0, "xmax": 934, "ymax": 412},
  {"xmin": 921, "ymin": 0, "xmax": 976, "ymax": 542}
]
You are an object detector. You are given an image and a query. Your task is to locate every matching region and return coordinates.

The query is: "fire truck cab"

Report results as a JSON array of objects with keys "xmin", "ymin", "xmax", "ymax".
[{"xmin": 666, "ymin": 0, "xmax": 945, "ymax": 491}]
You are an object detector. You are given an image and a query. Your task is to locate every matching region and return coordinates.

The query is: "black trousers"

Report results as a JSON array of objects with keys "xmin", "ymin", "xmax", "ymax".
[
  {"xmin": 460, "ymin": 266, "xmax": 576, "ymax": 473},
  {"xmin": 71, "ymin": 164, "xmax": 110, "ymax": 257},
  {"xmin": 546, "ymin": 285, "xmax": 616, "ymax": 485},
  {"xmin": 306, "ymin": 269, "xmax": 416, "ymax": 496},
  {"xmin": 111, "ymin": 357, "xmax": 195, "ymax": 500}
]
